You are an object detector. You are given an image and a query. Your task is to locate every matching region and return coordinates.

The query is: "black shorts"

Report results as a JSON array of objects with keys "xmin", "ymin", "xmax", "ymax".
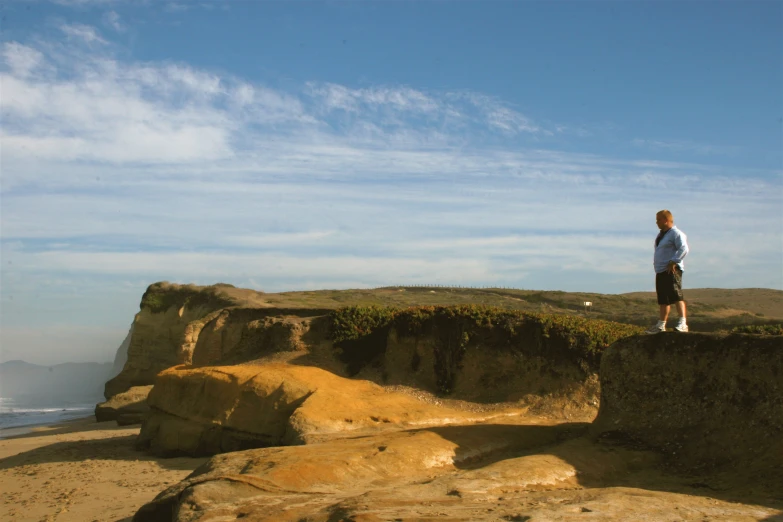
[{"xmin": 656, "ymin": 268, "xmax": 684, "ymax": 305}]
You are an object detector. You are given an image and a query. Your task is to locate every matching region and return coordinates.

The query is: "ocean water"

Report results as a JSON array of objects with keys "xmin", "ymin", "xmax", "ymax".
[{"xmin": 0, "ymin": 396, "xmax": 100, "ymax": 435}]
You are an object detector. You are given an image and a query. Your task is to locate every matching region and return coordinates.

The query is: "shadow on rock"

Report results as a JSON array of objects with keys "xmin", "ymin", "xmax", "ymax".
[
  {"xmin": 432, "ymin": 422, "xmax": 782, "ymax": 512},
  {"xmin": 425, "ymin": 421, "xmax": 590, "ymax": 470}
]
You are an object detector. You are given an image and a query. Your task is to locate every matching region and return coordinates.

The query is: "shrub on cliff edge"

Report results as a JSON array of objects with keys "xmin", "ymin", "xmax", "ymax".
[{"xmin": 730, "ymin": 323, "xmax": 783, "ymax": 335}]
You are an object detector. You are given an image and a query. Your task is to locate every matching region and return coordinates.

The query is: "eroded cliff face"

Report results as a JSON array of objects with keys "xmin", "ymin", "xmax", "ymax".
[
  {"xmin": 592, "ymin": 332, "xmax": 783, "ymax": 490},
  {"xmin": 190, "ymin": 308, "xmax": 331, "ymax": 367},
  {"xmin": 108, "ymin": 324, "xmax": 133, "ymax": 382},
  {"xmin": 103, "ymin": 282, "xmax": 239, "ymax": 399},
  {"xmin": 371, "ymin": 326, "xmax": 600, "ymax": 412},
  {"xmin": 104, "ymin": 308, "xmax": 212, "ymax": 398},
  {"xmin": 193, "ymin": 316, "xmax": 603, "ymax": 410}
]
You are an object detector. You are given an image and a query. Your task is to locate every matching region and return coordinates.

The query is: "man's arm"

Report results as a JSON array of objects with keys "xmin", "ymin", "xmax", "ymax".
[{"xmin": 667, "ymin": 232, "xmax": 689, "ymax": 273}]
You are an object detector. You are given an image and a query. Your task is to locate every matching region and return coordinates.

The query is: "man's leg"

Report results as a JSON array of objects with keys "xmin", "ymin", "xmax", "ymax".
[
  {"xmin": 646, "ymin": 304, "xmax": 669, "ymax": 333},
  {"xmin": 647, "ymin": 274, "xmax": 670, "ymax": 333},
  {"xmin": 659, "ymin": 304, "xmax": 671, "ymax": 322},
  {"xmin": 672, "ymin": 268, "xmax": 687, "ymax": 331},
  {"xmin": 675, "ymin": 300, "xmax": 686, "ymax": 319},
  {"xmin": 673, "ymin": 300, "xmax": 688, "ymax": 332}
]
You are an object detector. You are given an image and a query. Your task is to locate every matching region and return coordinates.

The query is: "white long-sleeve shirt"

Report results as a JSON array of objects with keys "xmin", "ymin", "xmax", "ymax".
[{"xmin": 653, "ymin": 226, "xmax": 689, "ymax": 273}]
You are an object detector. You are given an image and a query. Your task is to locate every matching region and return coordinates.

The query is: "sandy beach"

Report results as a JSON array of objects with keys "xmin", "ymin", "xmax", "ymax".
[{"xmin": 0, "ymin": 417, "xmax": 206, "ymax": 522}]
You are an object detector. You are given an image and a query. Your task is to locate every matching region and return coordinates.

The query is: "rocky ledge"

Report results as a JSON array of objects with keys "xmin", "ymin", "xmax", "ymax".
[
  {"xmin": 592, "ymin": 332, "xmax": 783, "ymax": 491},
  {"xmin": 95, "ymin": 385, "xmax": 153, "ymax": 425}
]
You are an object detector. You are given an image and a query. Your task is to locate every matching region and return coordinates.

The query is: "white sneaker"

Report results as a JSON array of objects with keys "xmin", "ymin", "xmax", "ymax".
[
  {"xmin": 645, "ymin": 323, "xmax": 666, "ymax": 334},
  {"xmin": 675, "ymin": 322, "xmax": 688, "ymax": 332}
]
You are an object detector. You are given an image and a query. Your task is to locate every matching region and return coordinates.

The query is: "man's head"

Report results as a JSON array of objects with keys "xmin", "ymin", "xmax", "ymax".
[{"xmin": 656, "ymin": 210, "xmax": 674, "ymax": 230}]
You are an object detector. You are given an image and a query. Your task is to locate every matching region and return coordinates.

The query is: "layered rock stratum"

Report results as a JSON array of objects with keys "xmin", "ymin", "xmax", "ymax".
[{"xmin": 97, "ymin": 283, "xmax": 782, "ymax": 521}]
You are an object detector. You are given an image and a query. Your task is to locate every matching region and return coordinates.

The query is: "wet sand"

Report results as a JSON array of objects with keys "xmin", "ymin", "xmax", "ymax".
[{"xmin": 0, "ymin": 416, "xmax": 206, "ymax": 522}]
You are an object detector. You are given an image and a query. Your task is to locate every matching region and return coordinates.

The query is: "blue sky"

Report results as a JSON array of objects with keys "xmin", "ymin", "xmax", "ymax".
[{"xmin": 1, "ymin": 0, "xmax": 781, "ymax": 364}]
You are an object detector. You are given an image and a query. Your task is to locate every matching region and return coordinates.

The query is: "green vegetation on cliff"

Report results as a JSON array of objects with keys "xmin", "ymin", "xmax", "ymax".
[
  {"xmin": 329, "ymin": 305, "xmax": 643, "ymax": 393},
  {"xmin": 730, "ymin": 323, "xmax": 783, "ymax": 335}
]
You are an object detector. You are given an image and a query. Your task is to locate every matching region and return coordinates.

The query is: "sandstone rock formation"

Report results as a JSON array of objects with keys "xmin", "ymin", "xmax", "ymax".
[
  {"xmin": 185, "ymin": 306, "xmax": 607, "ymax": 413},
  {"xmin": 101, "ymin": 282, "xmax": 333, "ymax": 402},
  {"xmin": 94, "ymin": 385, "xmax": 153, "ymax": 425},
  {"xmin": 190, "ymin": 308, "xmax": 329, "ymax": 367},
  {"xmin": 136, "ymin": 363, "xmax": 530, "ymax": 455},
  {"xmin": 134, "ymin": 331, "xmax": 783, "ymax": 521},
  {"xmin": 134, "ymin": 420, "xmax": 594, "ymax": 521},
  {"xmin": 104, "ymin": 282, "xmax": 646, "ymax": 405},
  {"xmin": 133, "ymin": 301, "xmax": 631, "ymax": 455},
  {"xmin": 104, "ymin": 283, "xmax": 242, "ymax": 399},
  {"xmin": 135, "ymin": 429, "xmax": 781, "ymax": 521}
]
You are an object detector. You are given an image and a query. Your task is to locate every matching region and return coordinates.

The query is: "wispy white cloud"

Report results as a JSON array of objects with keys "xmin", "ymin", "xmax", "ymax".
[
  {"xmin": 486, "ymin": 105, "xmax": 541, "ymax": 135},
  {"xmin": 103, "ymin": 10, "xmax": 124, "ymax": 32},
  {"xmin": 60, "ymin": 23, "xmax": 108, "ymax": 44},
  {"xmin": 308, "ymin": 83, "xmax": 442, "ymax": 114},
  {"xmin": 163, "ymin": 2, "xmax": 224, "ymax": 13},
  {"xmin": 0, "ymin": 44, "xmax": 244, "ymax": 165},
  {"xmin": 306, "ymin": 82, "xmax": 542, "ymax": 138},
  {"xmin": 450, "ymin": 92, "xmax": 541, "ymax": 134},
  {"xmin": 164, "ymin": 3, "xmax": 190, "ymax": 13},
  {"xmin": 1, "ymin": 42, "xmax": 45, "ymax": 77},
  {"xmin": 226, "ymin": 231, "xmax": 338, "ymax": 246},
  {"xmin": 632, "ymin": 138, "xmax": 739, "ymax": 156}
]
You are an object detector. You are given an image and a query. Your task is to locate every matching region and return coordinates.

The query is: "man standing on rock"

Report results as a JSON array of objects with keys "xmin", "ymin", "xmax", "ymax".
[{"xmin": 646, "ymin": 209, "xmax": 690, "ymax": 334}]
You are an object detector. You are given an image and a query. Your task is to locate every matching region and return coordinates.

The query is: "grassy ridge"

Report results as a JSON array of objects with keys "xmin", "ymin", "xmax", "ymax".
[{"xmin": 262, "ymin": 287, "xmax": 783, "ymax": 332}]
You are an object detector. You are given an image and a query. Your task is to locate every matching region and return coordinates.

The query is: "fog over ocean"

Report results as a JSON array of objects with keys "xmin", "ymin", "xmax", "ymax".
[{"xmin": 0, "ymin": 360, "xmax": 115, "ymax": 436}]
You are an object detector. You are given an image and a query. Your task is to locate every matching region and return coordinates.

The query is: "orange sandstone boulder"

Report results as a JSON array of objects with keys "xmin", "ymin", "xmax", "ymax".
[{"xmin": 136, "ymin": 363, "xmax": 529, "ymax": 456}]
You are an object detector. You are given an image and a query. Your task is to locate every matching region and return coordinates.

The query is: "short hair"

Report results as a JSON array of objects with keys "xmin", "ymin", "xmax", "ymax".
[{"xmin": 657, "ymin": 209, "xmax": 673, "ymax": 221}]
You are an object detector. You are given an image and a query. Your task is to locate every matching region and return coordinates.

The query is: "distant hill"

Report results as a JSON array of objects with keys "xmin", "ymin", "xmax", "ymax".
[{"xmin": 0, "ymin": 360, "xmax": 113, "ymax": 401}]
